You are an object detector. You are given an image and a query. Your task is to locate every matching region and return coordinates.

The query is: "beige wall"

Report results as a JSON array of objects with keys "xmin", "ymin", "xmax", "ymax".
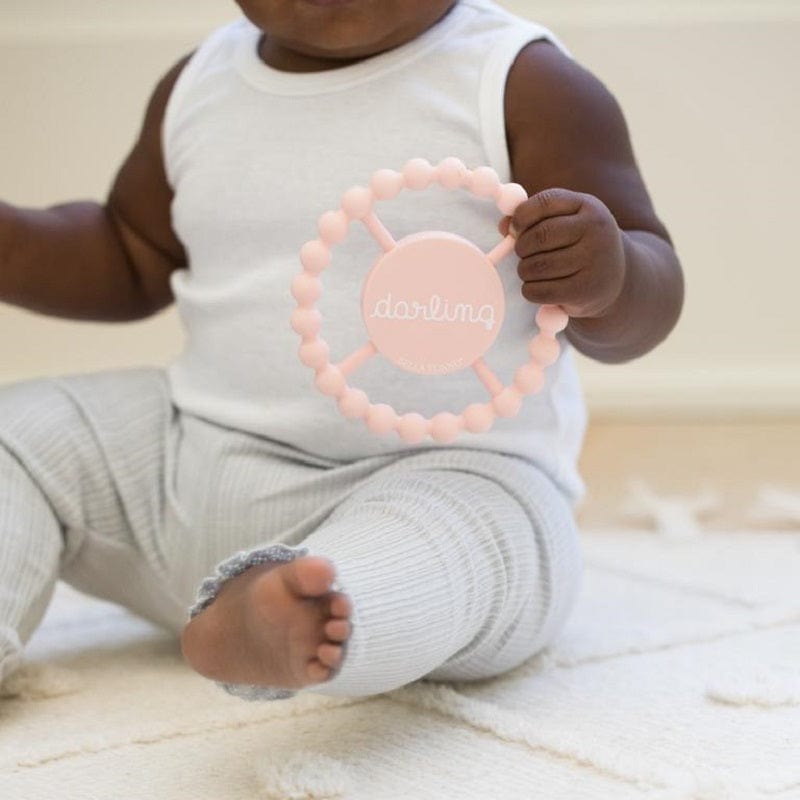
[{"xmin": 1, "ymin": 1, "xmax": 798, "ymax": 416}]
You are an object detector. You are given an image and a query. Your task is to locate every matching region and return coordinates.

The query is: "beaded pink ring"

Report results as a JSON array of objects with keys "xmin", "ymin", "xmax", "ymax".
[{"xmin": 292, "ymin": 157, "xmax": 569, "ymax": 444}]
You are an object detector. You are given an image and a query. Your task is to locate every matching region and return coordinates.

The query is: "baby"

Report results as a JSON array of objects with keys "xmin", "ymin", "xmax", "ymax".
[{"xmin": 0, "ymin": 0, "xmax": 683, "ymax": 701}]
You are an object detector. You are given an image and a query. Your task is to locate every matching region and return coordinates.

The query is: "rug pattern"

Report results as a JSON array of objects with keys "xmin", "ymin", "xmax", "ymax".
[{"xmin": 1, "ymin": 529, "xmax": 798, "ymax": 799}]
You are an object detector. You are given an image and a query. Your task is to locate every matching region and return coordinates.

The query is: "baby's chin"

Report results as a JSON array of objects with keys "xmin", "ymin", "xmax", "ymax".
[
  {"xmin": 241, "ymin": 1, "xmax": 400, "ymax": 60},
  {"xmin": 276, "ymin": 19, "xmax": 399, "ymax": 61}
]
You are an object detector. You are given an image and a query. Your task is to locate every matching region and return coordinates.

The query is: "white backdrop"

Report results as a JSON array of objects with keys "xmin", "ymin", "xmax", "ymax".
[{"xmin": 1, "ymin": 0, "xmax": 798, "ymax": 417}]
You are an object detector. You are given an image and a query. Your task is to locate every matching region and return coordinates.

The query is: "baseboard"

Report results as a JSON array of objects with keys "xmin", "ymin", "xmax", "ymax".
[{"xmin": 579, "ymin": 363, "xmax": 800, "ymax": 419}]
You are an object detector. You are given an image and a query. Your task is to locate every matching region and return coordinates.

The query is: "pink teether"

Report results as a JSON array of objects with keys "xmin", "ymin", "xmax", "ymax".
[{"xmin": 293, "ymin": 157, "xmax": 569, "ymax": 443}]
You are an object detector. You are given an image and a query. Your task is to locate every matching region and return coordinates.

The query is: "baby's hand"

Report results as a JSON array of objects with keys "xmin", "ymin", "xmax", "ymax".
[{"xmin": 500, "ymin": 188, "xmax": 627, "ymax": 319}]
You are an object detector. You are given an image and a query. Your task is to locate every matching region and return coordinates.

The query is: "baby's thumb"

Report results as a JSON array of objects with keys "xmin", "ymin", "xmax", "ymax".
[{"xmin": 498, "ymin": 216, "xmax": 519, "ymax": 237}]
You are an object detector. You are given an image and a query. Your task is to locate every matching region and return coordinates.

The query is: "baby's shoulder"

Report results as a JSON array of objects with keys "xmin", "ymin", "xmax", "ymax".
[
  {"xmin": 503, "ymin": 40, "xmax": 634, "ymax": 186},
  {"xmin": 503, "ymin": 38, "xmax": 666, "ymax": 236},
  {"xmin": 505, "ymin": 39, "xmax": 624, "ymax": 143}
]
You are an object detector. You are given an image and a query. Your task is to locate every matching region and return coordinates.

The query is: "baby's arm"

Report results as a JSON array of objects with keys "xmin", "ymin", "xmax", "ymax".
[
  {"xmin": 0, "ymin": 56, "xmax": 191, "ymax": 322},
  {"xmin": 504, "ymin": 41, "xmax": 684, "ymax": 363}
]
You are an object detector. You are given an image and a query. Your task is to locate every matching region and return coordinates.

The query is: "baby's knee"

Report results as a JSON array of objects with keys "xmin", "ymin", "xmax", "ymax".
[{"xmin": 330, "ymin": 466, "xmax": 530, "ymax": 538}]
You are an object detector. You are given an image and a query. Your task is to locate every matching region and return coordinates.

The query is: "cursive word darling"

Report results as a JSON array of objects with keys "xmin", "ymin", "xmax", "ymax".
[{"xmin": 369, "ymin": 293, "xmax": 496, "ymax": 331}]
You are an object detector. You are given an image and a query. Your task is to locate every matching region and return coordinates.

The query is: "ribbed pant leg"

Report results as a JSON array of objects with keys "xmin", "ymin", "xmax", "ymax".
[
  {"xmin": 0, "ymin": 442, "xmax": 63, "ymax": 684},
  {"xmin": 296, "ymin": 461, "xmax": 581, "ymax": 698},
  {"xmin": 184, "ymin": 444, "xmax": 581, "ymax": 702},
  {"xmin": 0, "ymin": 369, "xmax": 185, "ymax": 686}
]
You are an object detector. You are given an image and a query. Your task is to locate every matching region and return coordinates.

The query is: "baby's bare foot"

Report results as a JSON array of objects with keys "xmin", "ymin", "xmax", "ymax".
[{"xmin": 181, "ymin": 556, "xmax": 352, "ymax": 689}]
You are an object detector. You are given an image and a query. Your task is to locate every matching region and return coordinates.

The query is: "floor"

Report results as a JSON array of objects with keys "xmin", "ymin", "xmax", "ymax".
[{"xmin": 577, "ymin": 417, "xmax": 800, "ymax": 530}]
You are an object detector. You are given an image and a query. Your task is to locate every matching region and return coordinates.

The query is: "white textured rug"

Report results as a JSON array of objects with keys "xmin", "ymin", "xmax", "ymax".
[{"xmin": 1, "ymin": 527, "xmax": 799, "ymax": 800}]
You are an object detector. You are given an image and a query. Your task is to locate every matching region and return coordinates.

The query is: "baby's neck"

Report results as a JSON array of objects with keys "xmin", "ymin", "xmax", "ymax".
[{"xmin": 257, "ymin": 36, "xmax": 367, "ymax": 73}]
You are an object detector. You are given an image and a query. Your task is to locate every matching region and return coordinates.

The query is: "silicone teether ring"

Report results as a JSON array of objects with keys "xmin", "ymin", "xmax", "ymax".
[{"xmin": 293, "ymin": 157, "xmax": 569, "ymax": 443}]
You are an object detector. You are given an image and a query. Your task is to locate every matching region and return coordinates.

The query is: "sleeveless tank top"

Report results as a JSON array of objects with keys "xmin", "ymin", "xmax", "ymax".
[{"xmin": 163, "ymin": 0, "xmax": 587, "ymax": 505}]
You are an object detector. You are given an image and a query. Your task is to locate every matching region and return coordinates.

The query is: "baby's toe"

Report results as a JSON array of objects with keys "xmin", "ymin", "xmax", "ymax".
[
  {"xmin": 282, "ymin": 557, "xmax": 336, "ymax": 598},
  {"xmin": 316, "ymin": 642, "xmax": 343, "ymax": 668},
  {"xmin": 306, "ymin": 659, "xmax": 331, "ymax": 683},
  {"xmin": 324, "ymin": 618, "xmax": 351, "ymax": 642},
  {"xmin": 326, "ymin": 591, "xmax": 353, "ymax": 619}
]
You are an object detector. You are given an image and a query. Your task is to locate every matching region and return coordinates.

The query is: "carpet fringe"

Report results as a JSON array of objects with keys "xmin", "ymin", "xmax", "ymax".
[
  {"xmin": 748, "ymin": 485, "xmax": 800, "ymax": 528},
  {"xmin": 621, "ymin": 480, "xmax": 800, "ymax": 535},
  {"xmin": 622, "ymin": 479, "xmax": 719, "ymax": 540},
  {"xmin": 0, "ymin": 663, "xmax": 83, "ymax": 701},
  {"xmin": 256, "ymin": 751, "xmax": 352, "ymax": 800}
]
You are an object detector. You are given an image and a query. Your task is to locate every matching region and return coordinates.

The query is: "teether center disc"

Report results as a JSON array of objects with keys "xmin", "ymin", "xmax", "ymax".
[{"xmin": 361, "ymin": 231, "xmax": 505, "ymax": 375}]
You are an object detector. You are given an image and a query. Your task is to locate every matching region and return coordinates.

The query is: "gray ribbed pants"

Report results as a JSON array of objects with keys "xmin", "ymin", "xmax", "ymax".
[{"xmin": 0, "ymin": 367, "xmax": 581, "ymax": 699}]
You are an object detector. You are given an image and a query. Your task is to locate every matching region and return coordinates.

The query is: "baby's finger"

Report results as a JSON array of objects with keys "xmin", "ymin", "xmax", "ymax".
[
  {"xmin": 498, "ymin": 216, "xmax": 512, "ymax": 237},
  {"xmin": 517, "ymin": 249, "xmax": 581, "ymax": 283},
  {"xmin": 521, "ymin": 277, "xmax": 570, "ymax": 307},
  {"xmin": 515, "ymin": 215, "xmax": 585, "ymax": 258},
  {"xmin": 512, "ymin": 188, "xmax": 584, "ymax": 233}
]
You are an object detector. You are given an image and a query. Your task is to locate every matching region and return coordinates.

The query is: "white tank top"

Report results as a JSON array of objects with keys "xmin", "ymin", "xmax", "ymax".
[{"xmin": 163, "ymin": 0, "xmax": 587, "ymax": 504}]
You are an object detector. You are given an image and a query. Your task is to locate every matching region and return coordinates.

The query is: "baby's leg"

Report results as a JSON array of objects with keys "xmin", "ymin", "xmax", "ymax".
[
  {"xmin": 0, "ymin": 430, "xmax": 62, "ymax": 684},
  {"xmin": 301, "ymin": 460, "xmax": 581, "ymax": 695},
  {"xmin": 0, "ymin": 369, "xmax": 185, "ymax": 687},
  {"xmin": 186, "ymin": 453, "xmax": 581, "ymax": 699}
]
